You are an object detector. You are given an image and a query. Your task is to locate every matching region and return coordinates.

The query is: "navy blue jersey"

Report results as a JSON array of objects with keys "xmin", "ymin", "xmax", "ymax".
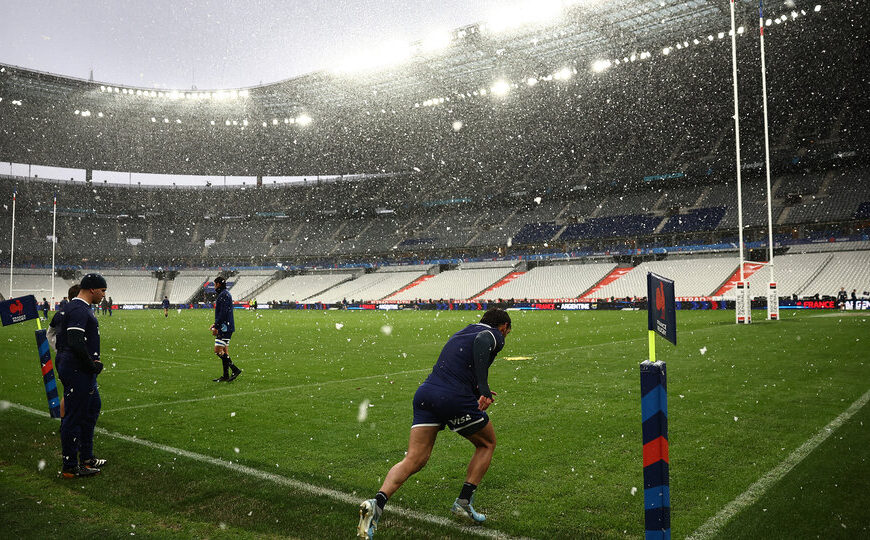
[
  {"xmin": 214, "ymin": 288, "xmax": 235, "ymax": 335},
  {"xmin": 423, "ymin": 323, "xmax": 505, "ymax": 398},
  {"xmin": 56, "ymin": 297, "xmax": 101, "ymax": 374},
  {"xmin": 162, "ymin": 299, "xmax": 170, "ymax": 309}
]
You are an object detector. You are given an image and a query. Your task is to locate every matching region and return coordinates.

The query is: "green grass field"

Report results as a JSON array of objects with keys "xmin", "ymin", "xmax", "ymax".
[{"xmin": 1, "ymin": 308, "xmax": 868, "ymax": 539}]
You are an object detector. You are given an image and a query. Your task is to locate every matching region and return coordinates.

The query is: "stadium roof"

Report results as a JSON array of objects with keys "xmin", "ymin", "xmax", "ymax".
[{"xmin": 0, "ymin": 0, "xmax": 795, "ymax": 112}]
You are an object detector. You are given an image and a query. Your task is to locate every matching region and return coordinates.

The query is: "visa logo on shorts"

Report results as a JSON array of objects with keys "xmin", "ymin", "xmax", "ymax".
[{"xmin": 451, "ymin": 414, "xmax": 472, "ymax": 425}]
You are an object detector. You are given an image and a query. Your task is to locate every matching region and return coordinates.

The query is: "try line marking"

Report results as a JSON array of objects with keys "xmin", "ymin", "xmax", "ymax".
[
  {"xmin": 5, "ymin": 401, "xmax": 526, "ymax": 540},
  {"xmin": 101, "ymin": 368, "xmax": 431, "ymax": 413},
  {"xmin": 687, "ymin": 386, "xmax": 870, "ymax": 539}
]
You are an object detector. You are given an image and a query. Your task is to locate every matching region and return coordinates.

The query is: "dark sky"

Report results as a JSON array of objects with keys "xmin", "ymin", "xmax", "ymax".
[{"xmin": 0, "ymin": 0, "xmax": 507, "ymax": 89}]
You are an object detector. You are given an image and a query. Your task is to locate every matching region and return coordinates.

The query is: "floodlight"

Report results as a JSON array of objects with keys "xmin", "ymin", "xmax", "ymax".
[
  {"xmin": 662, "ymin": 47, "xmax": 671, "ymax": 55},
  {"xmin": 526, "ymin": 77, "xmax": 538, "ymax": 86},
  {"xmin": 175, "ymin": 119, "xmax": 181, "ymax": 123},
  {"xmin": 163, "ymin": 118, "xmax": 169, "ymax": 123},
  {"xmin": 814, "ymin": 5, "xmax": 821, "ymax": 11},
  {"xmin": 591, "ymin": 59, "xmax": 611, "ymax": 73},
  {"xmin": 75, "ymin": 110, "xmax": 80, "ymax": 115},
  {"xmin": 226, "ymin": 120, "xmax": 231, "ymax": 126},
  {"xmin": 210, "ymin": 120, "xmax": 215, "ymax": 125},
  {"xmin": 452, "ymin": 120, "xmax": 464, "ymax": 131},
  {"xmin": 100, "ymin": 85, "xmax": 105, "ymax": 91},
  {"xmin": 554, "ymin": 67, "xmax": 572, "ymax": 79},
  {"xmin": 490, "ymin": 79, "xmax": 510, "ymax": 96},
  {"xmin": 242, "ymin": 119, "xmax": 249, "ymax": 126},
  {"xmin": 296, "ymin": 114, "xmax": 312, "ymax": 126},
  {"xmin": 97, "ymin": 112, "xmax": 104, "ymax": 117},
  {"xmin": 239, "ymin": 89, "xmax": 250, "ymax": 98},
  {"xmin": 262, "ymin": 121, "xmax": 268, "ymax": 127},
  {"xmin": 151, "ymin": 117, "xmax": 156, "ymax": 122},
  {"xmin": 232, "ymin": 120, "xmax": 238, "ymax": 125},
  {"xmin": 284, "ymin": 118, "xmax": 290, "ymax": 123},
  {"xmin": 272, "ymin": 118, "xmax": 278, "ymax": 125}
]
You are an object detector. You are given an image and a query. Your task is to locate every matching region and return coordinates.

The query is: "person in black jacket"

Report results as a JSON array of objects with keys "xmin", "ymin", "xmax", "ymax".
[
  {"xmin": 211, "ymin": 276, "xmax": 241, "ymax": 382},
  {"xmin": 56, "ymin": 274, "xmax": 108, "ymax": 478}
]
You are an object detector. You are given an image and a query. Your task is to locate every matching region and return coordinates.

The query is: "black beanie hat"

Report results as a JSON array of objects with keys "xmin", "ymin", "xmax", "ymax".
[{"xmin": 80, "ymin": 273, "xmax": 108, "ymax": 289}]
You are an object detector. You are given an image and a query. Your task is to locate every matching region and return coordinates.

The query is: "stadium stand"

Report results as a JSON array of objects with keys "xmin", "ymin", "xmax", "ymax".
[
  {"xmin": 0, "ymin": 268, "xmax": 74, "ymax": 302},
  {"xmin": 802, "ymin": 251, "xmax": 870, "ymax": 297},
  {"xmin": 591, "ymin": 257, "xmax": 740, "ymax": 299},
  {"xmin": 94, "ymin": 271, "xmax": 159, "ymax": 303},
  {"xmin": 307, "ymin": 270, "xmax": 427, "ymax": 303},
  {"xmin": 228, "ymin": 270, "xmax": 280, "ymax": 300},
  {"xmin": 257, "ymin": 273, "xmax": 354, "ymax": 303},
  {"xmin": 476, "ymin": 262, "xmax": 616, "ymax": 301},
  {"xmin": 389, "ymin": 267, "xmax": 514, "ymax": 301},
  {"xmin": 735, "ymin": 253, "xmax": 834, "ymax": 299},
  {"xmin": 168, "ymin": 271, "xmax": 212, "ymax": 304}
]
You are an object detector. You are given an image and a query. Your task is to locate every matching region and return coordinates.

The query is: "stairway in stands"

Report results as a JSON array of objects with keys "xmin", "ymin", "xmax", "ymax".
[
  {"xmin": 579, "ymin": 267, "xmax": 633, "ymax": 299},
  {"xmin": 381, "ymin": 274, "xmax": 435, "ymax": 300},
  {"xmin": 470, "ymin": 272, "xmax": 525, "ymax": 300},
  {"xmin": 711, "ymin": 262, "xmax": 767, "ymax": 296}
]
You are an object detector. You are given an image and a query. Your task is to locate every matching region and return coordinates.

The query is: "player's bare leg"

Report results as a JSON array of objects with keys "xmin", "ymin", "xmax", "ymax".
[
  {"xmin": 379, "ymin": 425, "xmax": 439, "ymax": 496},
  {"xmin": 463, "ymin": 422, "xmax": 496, "ymax": 485}
]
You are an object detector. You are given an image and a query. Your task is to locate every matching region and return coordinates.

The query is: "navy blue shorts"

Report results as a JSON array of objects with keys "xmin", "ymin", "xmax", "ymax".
[
  {"xmin": 412, "ymin": 383, "xmax": 489, "ymax": 436},
  {"xmin": 215, "ymin": 332, "xmax": 232, "ymax": 347}
]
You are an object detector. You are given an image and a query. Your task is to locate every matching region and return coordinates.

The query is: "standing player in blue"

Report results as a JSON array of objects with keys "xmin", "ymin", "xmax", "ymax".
[
  {"xmin": 162, "ymin": 295, "xmax": 170, "ymax": 317},
  {"xmin": 55, "ymin": 273, "xmax": 108, "ymax": 478},
  {"xmin": 210, "ymin": 276, "xmax": 242, "ymax": 382},
  {"xmin": 357, "ymin": 308, "xmax": 512, "ymax": 539}
]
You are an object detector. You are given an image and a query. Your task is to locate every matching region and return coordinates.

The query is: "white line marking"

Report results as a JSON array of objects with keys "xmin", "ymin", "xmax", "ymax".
[
  {"xmin": 101, "ymin": 368, "xmax": 430, "ymax": 413},
  {"xmin": 6, "ymin": 401, "xmax": 524, "ymax": 540},
  {"xmin": 687, "ymin": 387, "xmax": 870, "ymax": 539}
]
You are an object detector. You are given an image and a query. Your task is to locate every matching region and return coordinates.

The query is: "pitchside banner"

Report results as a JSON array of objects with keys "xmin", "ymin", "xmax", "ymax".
[
  {"xmin": 648, "ymin": 273, "xmax": 676, "ymax": 346},
  {"xmin": 0, "ymin": 295, "xmax": 40, "ymax": 326}
]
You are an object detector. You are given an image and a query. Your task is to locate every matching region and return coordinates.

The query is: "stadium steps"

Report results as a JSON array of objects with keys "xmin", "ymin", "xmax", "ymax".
[
  {"xmin": 552, "ymin": 224, "xmax": 568, "ymax": 242},
  {"xmin": 816, "ymin": 170, "xmax": 836, "ymax": 197},
  {"xmin": 300, "ymin": 275, "xmax": 355, "ymax": 302},
  {"xmin": 155, "ymin": 278, "xmax": 168, "ymax": 302},
  {"xmin": 162, "ymin": 279, "xmax": 174, "ymax": 302},
  {"xmin": 381, "ymin": 274, "xmax": 436, "ymax": 300},
  {"xmin": 651, "ymin": 192, "xmax": 668, "ymax": 212},
  {"xmin": 469, "ymin": 272, "xmax": 526, "ymax": 300},
  {"xmin": 579, "ymin": 267, "xmax": 633, "ymax": 300},
  {"xmin": 652, "ymin": 215, "xmax": 668, "ymax": 234},
  {"xmin": 711, "ymin": 262, "xmax": 767, "ymax": 297},
  {"xmin": 245, "ymin": 272, "xmax": 283, "ymax": 301},
  {"xmin": 795, "ymin": 254, "xmax": 834, "ymax": 296},
  {"xmin": 776, "ymin": 205, "xmax": 793, "ymax": 225}
]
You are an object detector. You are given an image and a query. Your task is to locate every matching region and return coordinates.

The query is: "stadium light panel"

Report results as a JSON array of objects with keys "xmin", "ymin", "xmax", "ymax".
[
  {"xmin": 163, "ymin": 118, "xmax": 169, "ymax": 123},
  {"xmin": 527, "ymin": 77, "xmax": 538, "ymax": 86},
  {"xmin": 263, "ymin": 121, "xmax": 268, "ymax": 127},
  {"xmin": 272, "ymin": 118, "xmax": 279, "ymax": 125},
  {"xmin": 151, "ymin": 117, "xmax": 156, "ymax": 122},
  {"xmin": 296, "ymin": 114, "xmax": 312, "ymax": 126},
  {"xmin": 489, "ymin": 80, "xmax": 511, "ymax": 96},
  {"xmin": 242, "ymin": 119, "xmax": 249, "ymax": 126},
  {"xmin": 553, "ymin": 67, "xmax": 572, "ymax": 80},
  {"xmin": 100, "ymin": 85, "xmax": 105, "ymax": 91},
  {"xmin": 592, "ymin": 59, "xmax": 611, "ymax": 73},
  {"xmin": 75, "ymin": 110, "xmax": 80, "ymax": 115},
  {"xmin": 97, "ymin": 112, "xmax": 103, "ymax": 118},
  {"xmin": 284, "ymin": 118, "xmax": 290, "ymax": 123},
  {"xmin": 226, "ymin": 120, "xmax": 231, "ymax": 126},
  {"xmin": 814, "ymin": 4, "xmax": 821, "ymax": 11},
  {"xmin": 452, "ymin": 120, "xmax": 463, "ymax": 131},
  {"xmin": 662, "ymin": 47, "xmax": 671, "ymax": 55},
  {"xmin": 239, "ymin": 89, "xmax": 250, "ymax": 98},
  {"xmin": 210, "ymin": 120, "xmax": 215, "ymax": 125}
]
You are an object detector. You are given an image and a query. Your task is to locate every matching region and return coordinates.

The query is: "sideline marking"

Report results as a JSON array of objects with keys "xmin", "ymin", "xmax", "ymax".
[
  {"xmin": 6, "ymin": 401, "xmax": 524, "ymax": 540},
  {"xmin": 102, "ymin": 368, "xmax": 430, "ymax": 413},
  {"xmin": 687, "ymin": 387, "xmax": 870, "ymax": 539}
]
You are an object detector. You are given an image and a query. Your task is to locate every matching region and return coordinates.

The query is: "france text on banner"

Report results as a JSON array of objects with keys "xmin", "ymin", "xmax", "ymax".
[{"xmin": 0, "ymin": 295, "xmax": 40, "ymax": 326}]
